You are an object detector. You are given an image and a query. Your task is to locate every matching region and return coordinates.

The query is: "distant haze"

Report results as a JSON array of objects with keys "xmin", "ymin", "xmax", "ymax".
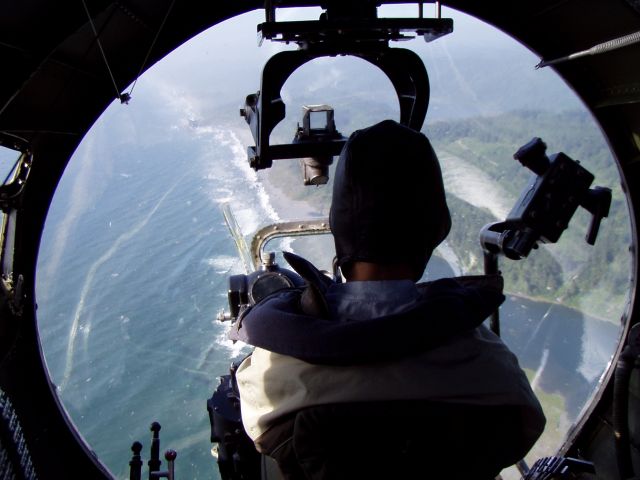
[{"xmin": 139, "ymin": 6, "xmax": 582, "ymax": 130}]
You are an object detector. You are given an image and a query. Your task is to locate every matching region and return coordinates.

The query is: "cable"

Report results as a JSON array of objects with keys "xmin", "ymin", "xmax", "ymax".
[
  {"xmin": 537, "ymin": 30, "xmax": 640, "ymax": 68},
  {"xmin": 127, "ymin": 0, "xmax": 177, "ymax": 99},
  {"xmin": 80, "ymin": 0, "xmax": 123, "ymax": 101}
]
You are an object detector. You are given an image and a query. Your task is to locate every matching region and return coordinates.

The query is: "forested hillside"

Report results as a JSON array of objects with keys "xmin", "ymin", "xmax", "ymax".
[{"xmin": 427, "ymin": 110, "xmax": 632, "ymax": 320}]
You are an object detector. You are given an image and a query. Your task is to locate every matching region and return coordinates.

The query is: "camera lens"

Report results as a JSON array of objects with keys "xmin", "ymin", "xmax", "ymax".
[{"xmin": 249, "ymin": 273, "xmax": 294, "ymax": 304}]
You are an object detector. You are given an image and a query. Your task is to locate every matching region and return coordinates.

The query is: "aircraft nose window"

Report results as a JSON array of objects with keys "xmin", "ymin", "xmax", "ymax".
[
  {"xmin": 0, "ymin": 146, "xmax": 20, "ymax": 181},
  {"xmin": 0, "ymin": 145, "xmax": 21, "ymax": 241},
  {"xmin": 35, "ymin": 7, "xmax": 632, "ymax": 479}
]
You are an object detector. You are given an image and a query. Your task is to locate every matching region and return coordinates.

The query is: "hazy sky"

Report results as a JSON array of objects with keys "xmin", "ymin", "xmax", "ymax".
[
  {"xmin": 139, "ymin": 5, "xmax": 548, "ymax": 108},
  {"xmin": 112, "ymin": 3, "xmax": 582, "ymax": 139}
]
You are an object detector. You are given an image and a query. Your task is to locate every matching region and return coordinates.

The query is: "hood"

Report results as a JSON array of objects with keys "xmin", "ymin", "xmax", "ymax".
[{"xmin": 330, "ymin": 119, "xmax": 451, "ymax": 275}]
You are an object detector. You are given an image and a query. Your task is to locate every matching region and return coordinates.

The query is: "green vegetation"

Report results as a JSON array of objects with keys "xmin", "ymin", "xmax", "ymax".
[
  {"xmin": 445, "ymin": 195, "xmax": 565, "ymax": 299},
  {"xmin": 427, "ymin": 110, "xmax": 624, "ymax": 194},
  {"xmin": 427, "ymin": 110, "xmax": 632, "ymax": 320}
]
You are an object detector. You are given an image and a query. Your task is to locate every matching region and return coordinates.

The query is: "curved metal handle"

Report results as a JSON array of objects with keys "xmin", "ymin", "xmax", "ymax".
[{"xmin": 243, "ymin": 46, "xmax": 430, "ymax": 170}]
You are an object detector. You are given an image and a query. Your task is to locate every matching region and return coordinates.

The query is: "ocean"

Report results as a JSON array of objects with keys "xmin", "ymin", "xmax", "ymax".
[
  {"xmin": 36, "ymin": 91, "xmax": 267, "ymax": 478},
  {"xmin": 34, "ymin": 87, "xmax": 624, "ymax": 479}
]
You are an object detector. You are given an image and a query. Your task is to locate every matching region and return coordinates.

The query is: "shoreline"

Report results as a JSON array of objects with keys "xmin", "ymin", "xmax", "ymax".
[
  {"xmin": 503, "ymin": 290, "xmax": 623, "ymax": 325},
  {"xmin": 261, "ymin": 169, "xmax": 324, "ymax": 221},
  {"xmin": 229, "ymin": 120, "xmax": 324, "ymax": 222}
]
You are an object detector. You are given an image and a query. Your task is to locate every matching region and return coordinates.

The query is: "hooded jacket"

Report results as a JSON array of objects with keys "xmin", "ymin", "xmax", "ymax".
[{"xmin": 230, "ymin": 270, "xmax": 545, "ymax": 451}]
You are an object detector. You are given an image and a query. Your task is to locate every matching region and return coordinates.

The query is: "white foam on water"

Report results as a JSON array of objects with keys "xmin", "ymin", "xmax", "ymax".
[
  {"xmin": 211, "ymin": 128, "xmax": 280, "ymax": 231},
  {"xmin": 204, "ymin": 255, "xmax": 243, "ymax": 275},
  {"xmin": 215, "ymin": 329, "xmax": 249, "ymax": 360},
  {"xmin": 200, "ymin": 126, "xmax": 288, "ymax": 354}
]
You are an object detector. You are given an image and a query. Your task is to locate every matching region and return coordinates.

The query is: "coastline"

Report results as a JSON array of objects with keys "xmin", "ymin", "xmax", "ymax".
[
  {"xmin": 503, "ymin": 289, "xmax": 624, "ymax": 325},
  {"xmin": 228, "ymin": 120, "xmax": 324, "ymax": 222},
  {"xmin": 262, "ymin": 168, "xmax": 325, "ymax": 221}
]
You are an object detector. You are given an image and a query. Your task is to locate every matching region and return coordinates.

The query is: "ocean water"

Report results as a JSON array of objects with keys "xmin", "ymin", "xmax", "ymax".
[
  {"xmin": 34, "ymin": 87, "xmax": 624, "ymax": 479},
  {"xmin": 36, "ymin": 92, "xmax": 267, "ymax": 478}
]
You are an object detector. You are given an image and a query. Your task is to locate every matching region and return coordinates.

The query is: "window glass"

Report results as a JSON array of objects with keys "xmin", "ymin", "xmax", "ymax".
[
  {"xmin": 0, "ymin": 146, "xmax": 24, "ymax": 275},
  {"xmin": 36, "ymin": 7, "xmax": 631, "ymax": 479},
  {"xmin": 0, "ymin": 146, "xmax": 19, "ymax": 183}
]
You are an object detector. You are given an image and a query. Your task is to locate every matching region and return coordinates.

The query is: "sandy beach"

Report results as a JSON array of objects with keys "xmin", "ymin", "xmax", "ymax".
[
  {"xmin": 230, "ymin": 120, "xmax": 326, "ymax": 222},
  {"xmin": 262, "ymin": 169, "xmax": 327, "ymax": 221}
]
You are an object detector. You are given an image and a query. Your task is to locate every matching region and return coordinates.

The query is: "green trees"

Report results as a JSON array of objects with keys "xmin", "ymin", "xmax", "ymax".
[{"xmin": 428, "ymin": 110, "xmax": 632, "ymax": 319}]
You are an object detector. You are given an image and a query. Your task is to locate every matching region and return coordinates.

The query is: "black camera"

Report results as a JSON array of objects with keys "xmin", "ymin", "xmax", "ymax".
[
  {"xmin": 480, "ymin": 137, "xmax": 611, "ymax": 260},
  {"xmin": 220, "ymin": 252, "xmax": 303, "ymax": 322}
]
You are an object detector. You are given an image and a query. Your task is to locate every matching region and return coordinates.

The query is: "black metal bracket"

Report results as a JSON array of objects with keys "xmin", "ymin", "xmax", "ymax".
[
  {"xmin": 259, "ymin": 18, "xmax": 453, "ymax": 46},
  {"xmin": 241, "ymin": 1, "xmax": 452, "ymax": 170},
  {"xmin": 479, "ymin": 138, "xmax": 612, "ymax": 338},
  {"xmin": 241, "ymin": 45, "xmax": 431, "ymax": 170},
  {"xmin": 208, "ymin": 362, "xmax": 261, "ymax": 480},
  {"xmin": 480, "ymin": 138, "xmax": 611, "ymax": 261}
]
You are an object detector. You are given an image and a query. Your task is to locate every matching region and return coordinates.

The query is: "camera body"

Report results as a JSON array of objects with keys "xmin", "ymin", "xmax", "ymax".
[
  {"xmin": 226, "ymin": 253, "xmax": 304, "ymax": 321},
  {"xmin": 480, "ymin": 138, "xmax": 611, "ymax": 260}
]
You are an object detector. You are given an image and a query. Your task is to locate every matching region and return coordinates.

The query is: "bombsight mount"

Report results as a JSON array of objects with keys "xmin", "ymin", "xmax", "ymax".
[{"xmin": 240, "ymin": 1, "xmax": 453, "ymax": 172}]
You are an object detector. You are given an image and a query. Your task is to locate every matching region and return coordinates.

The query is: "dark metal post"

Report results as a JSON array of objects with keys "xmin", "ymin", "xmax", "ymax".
[
  {"xmin": 129, "ymin": 441, "xmax": 143, "ymax": 480},
  {"xmin": 148, "ymin": 422, "xmax": 162, "ymax": 478},
  {"xmin": 483, "ymin": 250, "xmax": 500, "ymax": 336},
  {"xmin": 265, "ymin": 0, "xmax": 275, "ymax": 23},
  {"xmin": 165, "ymin": 450, "xmax": 177, "ymax": 480}
]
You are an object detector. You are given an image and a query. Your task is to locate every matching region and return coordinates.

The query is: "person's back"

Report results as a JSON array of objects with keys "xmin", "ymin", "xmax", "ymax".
[{"xmin": 231, "ymin": 120, "xmax": 545, "ymax": 479}]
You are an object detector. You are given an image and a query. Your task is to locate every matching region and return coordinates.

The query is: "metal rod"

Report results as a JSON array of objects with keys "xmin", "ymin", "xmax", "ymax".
[
  {"xmin": 129, "ymin": 0, "xmax": 177, "ymax": 98},
  {"xmin": 483, "ymin": 251, "xmax": 500, "ymax": 337},
  {"xmin": 129, "ymin": 442, "xmax": 143, "ymax": 480},
  {"xmin": 165, "ymin": 450, "xmax": 177, "ymax": 480},
  {"xmin": 80, "ymin": 0, "xmax": 122, "ymax": 99},
  {"xmin": 537, "ymin": 30, "xmax": 640, "ymax": 68},
  {"xmin": 148, "ymin": 422, "xmax": 162, "ymax": 478},
  {"xmin": 265, "ymin": 0, "xmax": 276, "ymax": 23}
]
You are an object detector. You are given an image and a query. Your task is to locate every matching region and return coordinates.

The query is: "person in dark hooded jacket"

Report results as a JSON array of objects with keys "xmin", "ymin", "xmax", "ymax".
[{"xmin": 230, "ymin": 120, "xmax": 545, "ymax": 480}]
